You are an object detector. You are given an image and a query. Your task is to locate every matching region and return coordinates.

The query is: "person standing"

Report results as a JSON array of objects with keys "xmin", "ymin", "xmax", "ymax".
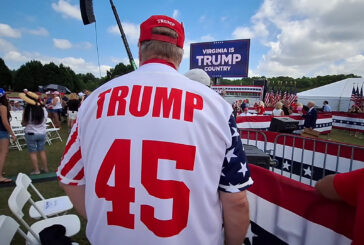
[
  {"xmin": 282, "ymin": 100, "xmax": 292, "ymax": 115},
  {"xmin": 322, "ymin": 101, "xmax": 332, "ymax": 112},
  {"xmin": 20, "ymin": 92, "xmax": 49, "ymax": 174},
  {"xmin": 315, "ymin": 169, "xmax": 364, "ymax": 245},
  {"xmin": 50, "ymin": 91, "xmax": 62, "ymax": 128},
  {"xmin": 256, "ymin": 101, "xmax": 266, "ymax": 115},
  {"xmin": 303, "ymin": 101, "xmax": 317, "ymax": 129},
  {"xmin": 0, "ymin": 88, "xmax": 16, "ymax": 183},
  {"xmin": 66, "ymin": 93, "xmax": 80, "ymax": 131},
  {"xmin": 57, "ymin": 15, "xmax": 252, "ymax": 245}
]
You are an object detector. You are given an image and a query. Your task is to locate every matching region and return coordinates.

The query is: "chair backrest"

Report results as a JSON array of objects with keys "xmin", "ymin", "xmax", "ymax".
[
  {"xmin": 8, "ymin": 186, "xmax": 45, "ymax": 243},
  {"xmin": 0, "ymin": 215, "xmax": 31, "ymax": 245},
  {"xmin": 16, "ymin": 173, "xmax": 32, "ymax": 189},
  {"xmin": 8, "ymin": 186, "xmax": 31, "ymax": 219},
  {"xmin": 46, "ymin": 117, "xmax": 53, "ymax": 124},
  {"xmin": 10, "ymin": 111, "xmax": 23, "ymax": 121},
  {"xmin": 16, "ymin": 173, "xmax": 45, "ymax": 200},
  {"xmin": 10, "ymin": 119, "xmax": 23, "ymax": 128}
]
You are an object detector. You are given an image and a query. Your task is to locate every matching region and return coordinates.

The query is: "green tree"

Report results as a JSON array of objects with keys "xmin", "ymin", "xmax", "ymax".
[
  {"xmin": 0, "ymin": 58, "xmax": 13, "ymax": 90},
  {"xmin": 104, "ymin": 63, "xmax": 133, "ymax": 82}
]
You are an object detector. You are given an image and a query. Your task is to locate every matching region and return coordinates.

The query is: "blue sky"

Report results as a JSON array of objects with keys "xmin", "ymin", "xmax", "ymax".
[{"xmin": 1, "ymin": 0, "xmax": 364, "ymax": 78}]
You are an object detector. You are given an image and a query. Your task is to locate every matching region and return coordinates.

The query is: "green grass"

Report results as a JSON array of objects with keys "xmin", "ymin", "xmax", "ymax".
[
  {"xmin": 319, "ymin": 129, "xmax": 364, "ymax": 146},
  {"xmin": 0, "ymin": 122, "xmax": 362, "ymax": 244},
  {"xmin": 0, "ymin": 123, "xmax": 90, "ymax": 244}
]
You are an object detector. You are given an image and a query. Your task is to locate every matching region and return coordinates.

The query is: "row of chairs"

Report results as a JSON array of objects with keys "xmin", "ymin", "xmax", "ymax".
[
  {"xmin": 0, "ymin": 173, "xmax": 80, "ymax": 244},
  {"xmin": 9, "ymin": 111, "xmax": 63, "ymax": 151}
]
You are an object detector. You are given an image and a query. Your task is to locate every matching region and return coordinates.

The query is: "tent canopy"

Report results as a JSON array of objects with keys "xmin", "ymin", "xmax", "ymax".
[
  {"xmin": 39, "ymin": 84, "xmax": 71, "ymax": 94},
  {"xmin": 297, "ymin": 78, "xmax": 364, "ymax": 111}
]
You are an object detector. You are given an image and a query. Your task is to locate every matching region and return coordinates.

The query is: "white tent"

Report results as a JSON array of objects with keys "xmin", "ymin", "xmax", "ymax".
[{"xmin": 297, "ymin": 78, "xmax": 364, "ymax": 111}]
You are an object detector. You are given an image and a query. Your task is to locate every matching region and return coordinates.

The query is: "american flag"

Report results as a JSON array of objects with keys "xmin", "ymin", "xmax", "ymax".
[
  {"xmin": 264, "ymin": 90, "xmax": 271, "ymax": 105},
  {"xmin": 283, "ymin": 90, "xmax": 287, "ymax": 101},
  {"xmin": 274, "ymin": 90, "xmax": 281, "ymax": 105},
  {"xmin": 288, "ymin": 87, "xmax": 297, "ymax": 104},
  {"xmin": 350, "ymin": 86, "xmax": 357, "ymax": 102}
]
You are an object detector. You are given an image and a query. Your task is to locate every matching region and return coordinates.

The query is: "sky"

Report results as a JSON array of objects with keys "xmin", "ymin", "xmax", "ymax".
[{"xmin": 0, "ymin": 0, "xmax": 364, "ymax": 78}]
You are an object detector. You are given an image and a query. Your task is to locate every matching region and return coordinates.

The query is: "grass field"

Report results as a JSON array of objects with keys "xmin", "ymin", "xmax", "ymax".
[
  {"xmin": 0, "ymin": 122, "xmax": 362, "ymax": 244},
  {"xmin": 0, "ymin": 123, "xmax": 90, "ymax": 244}
]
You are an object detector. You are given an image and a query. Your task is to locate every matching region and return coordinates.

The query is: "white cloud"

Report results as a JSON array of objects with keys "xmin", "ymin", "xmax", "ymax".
[
  {"xmin": 248, "ymin": 69, "xmax": 260, "ymax": 77},
  {"xmin": 0, "ymin": 38, "xmax": 16, "ymax": 52},
  {"xmin": 25, "ymin": 27, "xmax": 49, "ymax": 36},
  {"xmin": 108, "ymin": 22, "xmax": 140, "ymax": 44},
  {"xmin": 51, "ymin": 0, "xmax": 81, "ymax": 21},
  {"xmin": 0, "ymin": 23, "xmax": 21, "ymax": 38},
  {"xmin": 235, "ymin": 0, "xmax": 364, "ymax": 77},
  {"xmin": 200, "ymin": 34, "xmax": 215, "ymax": 42},
  {"xmin": 0, "ymin": 38, "xmax": 109, "ymax": 76},
  {"xmin": 183, "ymin": 39, "xmax": 194, "ymax": 60},
  {"xmin": 172, "ymin": 9, "xmax": 180, "ymax": 19},
  {"xmin": 53, "ymin": 38, "xmax": 73, "ymax": 49},
  {"xmin": 111, "ymin": 57, "xmax": 139, "ymax": 67},
  {"xmin": 232, "ymin": 27, "xmax": 255, "ymax": 39},
  {"xmin": 4, "ymin": 51, "xmax": 28, "ymax": 62},
  {"xmin": 3, "ymin": 49, "xmax": 111, "ymax": 76}
]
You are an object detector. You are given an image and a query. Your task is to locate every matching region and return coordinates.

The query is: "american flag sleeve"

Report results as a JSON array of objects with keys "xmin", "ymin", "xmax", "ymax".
[
  {"xmin": 218, "ymin": 114, "xmax": 254, "ymax": 193},
  {"xmin": 57, "ymin": 122, "xmax": 85, "ymax": 186}
]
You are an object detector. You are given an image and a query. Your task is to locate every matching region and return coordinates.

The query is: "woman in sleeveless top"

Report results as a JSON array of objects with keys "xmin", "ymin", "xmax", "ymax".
[
  {"xmin": 49, "ymin": 91, "xmax": 62, "ymax": 128},
  {"xmin": 20, "ymin": 91, "xmax": 49, "ymax": 175},
  {"xmin": 272, "ymin": 102, "xmax": 284, "ymax": 116},
  {"xmin": 0, "ymin": 88, "xmax": 16, "ymax": 183}
]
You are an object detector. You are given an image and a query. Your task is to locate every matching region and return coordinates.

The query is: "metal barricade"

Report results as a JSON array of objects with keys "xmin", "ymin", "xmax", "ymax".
[
  {"xmin": 239, "ymin": 129, "xmax": 268, "ymax": 153},
  {"xmin": 271, "ymin": 133, "xmax": 364, "ymax": 186}
]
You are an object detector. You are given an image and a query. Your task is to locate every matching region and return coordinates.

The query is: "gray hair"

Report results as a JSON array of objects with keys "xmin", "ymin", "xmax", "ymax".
[{"xmin": 139, "ymin": 27, "xmax": 183, "ymax": 68}]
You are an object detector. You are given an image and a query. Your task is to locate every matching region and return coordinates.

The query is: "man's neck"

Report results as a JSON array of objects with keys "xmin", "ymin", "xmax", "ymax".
[{"xmin": 141, "ymin": 58, "xmax": 178, "ymax": 70}]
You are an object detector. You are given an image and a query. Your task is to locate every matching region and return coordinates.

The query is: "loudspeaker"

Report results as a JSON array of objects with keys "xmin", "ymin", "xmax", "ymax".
[
  {"xmin": 253, "ymin": 79, "xmax": 267, "ymax": 87},
  {"xmin": 80, "ymin": 0, "xmax": 96, "ymax": 25},
  {"xmin": 269, "ymin": 117, "xmax": 299, "ymax": 133}
]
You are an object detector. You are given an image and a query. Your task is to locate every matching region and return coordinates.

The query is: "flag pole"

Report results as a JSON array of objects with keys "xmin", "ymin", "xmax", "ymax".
[{"xmin": 109, "ymin": 0, "xmax": 137, "ymax": 70}]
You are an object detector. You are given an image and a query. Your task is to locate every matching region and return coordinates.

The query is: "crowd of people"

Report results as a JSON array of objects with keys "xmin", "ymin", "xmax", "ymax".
[
  {"xmin": 0, "ymin": 14, "xmax": 363, "ymax": 245},
  {"xmin": 0, "ymin": 88, "xmax": 90, "ymax": 183}
]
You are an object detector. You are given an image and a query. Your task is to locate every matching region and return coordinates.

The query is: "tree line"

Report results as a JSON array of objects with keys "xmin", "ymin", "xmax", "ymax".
[
  {"xmin": 220, "ymin": 74, "xmax": 360, "ymax": 92},
  {"xmin": 0, "ymin": 58, "xmax": 133, "ymax": 92},
  {"xmin": 0, "ymin": 57, "xmax": 360, "ymax": 92}
]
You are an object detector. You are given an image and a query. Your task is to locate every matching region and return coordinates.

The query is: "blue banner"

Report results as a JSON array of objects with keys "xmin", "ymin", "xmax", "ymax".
[{"xmin": 190, "ymin": 39, "xmax": 250, "ymax": 78}]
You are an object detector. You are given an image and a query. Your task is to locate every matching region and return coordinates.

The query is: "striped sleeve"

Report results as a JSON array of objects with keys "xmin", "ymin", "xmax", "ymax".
[
  {"xmin": 218, "ymin": 114, "xmax": 254, "ymax": 193},
  {"xmin": 57, "ymin": 122, "xmax": 85, "ymax": 186}
]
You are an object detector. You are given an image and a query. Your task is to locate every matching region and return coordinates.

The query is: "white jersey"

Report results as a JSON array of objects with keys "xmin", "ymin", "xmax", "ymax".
[{"xmin": 57, "ymin": 62, "xmax": 253, "ymax": 245}]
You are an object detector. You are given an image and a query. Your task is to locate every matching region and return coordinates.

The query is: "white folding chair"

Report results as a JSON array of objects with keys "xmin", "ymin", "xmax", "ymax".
[
  {"xmin": 10, "ymin": 118, "xmax": 27, "ymax": 151},
  {"xmin": 46, "ymin": 117, "xmax": 62, "ymax": 144},
  {"xmin": 16, "ymin": 173, "xmax": 73, "ymax": 219},
  {"xmin": 0, "ymin": 215, "xmax": 33, "ymax": 245},
  {"xmin": 8, "ymin": 186, "xmax": 80, "ymax": 245}
]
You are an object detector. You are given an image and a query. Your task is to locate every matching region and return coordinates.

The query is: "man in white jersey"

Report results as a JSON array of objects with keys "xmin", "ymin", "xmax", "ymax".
[{"xmin": 57, "ymin": 15, "xmax": 253, "ymax": 245}]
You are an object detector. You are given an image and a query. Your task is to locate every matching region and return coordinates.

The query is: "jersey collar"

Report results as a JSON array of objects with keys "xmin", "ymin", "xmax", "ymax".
[{"xmin": 141, "ymin": 58, "xmax": 177, "ymax": 70}]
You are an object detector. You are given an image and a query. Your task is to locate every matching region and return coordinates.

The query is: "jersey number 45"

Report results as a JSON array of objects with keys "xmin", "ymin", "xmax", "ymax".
[{"xmin": 95, "ymin": 139, "xmax": 196, "ymax": 237}]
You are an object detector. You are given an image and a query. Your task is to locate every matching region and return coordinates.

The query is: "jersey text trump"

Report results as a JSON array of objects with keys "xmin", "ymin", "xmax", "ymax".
[{"xmin": 96, "ymin": 85, "xmax": 204, "ymax": 122}]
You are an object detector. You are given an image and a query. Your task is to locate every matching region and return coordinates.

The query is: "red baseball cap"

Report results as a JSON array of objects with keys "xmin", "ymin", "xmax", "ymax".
[{"xmin": 139, "ymin": 15, "xmax": 185, "ymax": 48}]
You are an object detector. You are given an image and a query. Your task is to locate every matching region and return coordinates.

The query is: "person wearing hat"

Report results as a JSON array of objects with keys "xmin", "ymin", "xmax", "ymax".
[
  {"xmin": 19, "ymin": 91, "xmax": 49, "ymax": 174},
  {"xmin": 49, "ymin": 91, "xmax": 62, "ymax": 128},
  {"xmin": 0, "ymin": 88, "xmax": 16, "ymax": 183},
  {"xmin": 184, "ymin": 68, "xmax": 211, "ymax": 87},
  {"xmin": 57, "ymin": 15, "xmax": 252, "ymax": 245}
]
